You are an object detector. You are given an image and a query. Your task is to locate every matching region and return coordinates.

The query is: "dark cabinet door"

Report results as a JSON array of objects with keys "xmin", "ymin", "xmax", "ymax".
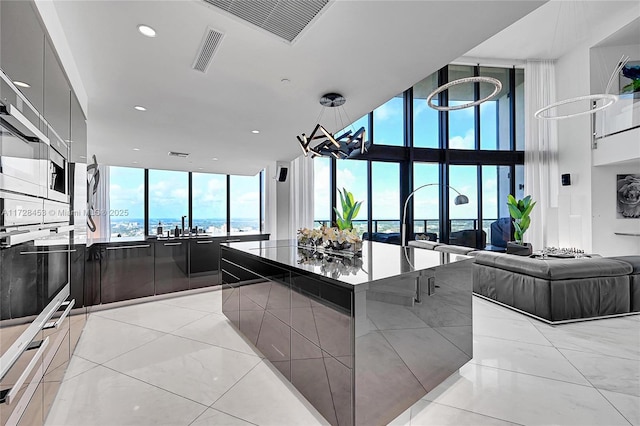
[
  {"xmin": 69, "ymin": 93, "xmax": 86, "ymax": 163},
  {"xmin": 0, "ymin": 0, "xmax": 45, "ymax": 115},
  {"xmin": 188, "ymin": 239, "xmax": 219, "ymax": 288},
  {"xmin": 43, "ymin": 37, "xmax": 71, "ymax": 151},
  {"xmin": 100, "ymin": 244, "xmax": 154, "ymax": 304},
  {"xmin": 154, "ymin": 241, "xmax": 189, "ymax": 295}
]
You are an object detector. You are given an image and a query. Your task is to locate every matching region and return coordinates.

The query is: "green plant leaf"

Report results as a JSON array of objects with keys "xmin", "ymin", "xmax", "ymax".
[
  {"xmin": 352, "ymin": 201, "xmax": 362, "ymax": 220},
  {"xmin": 522, "ymin": 200, "xmax": 536, "ymax": 218},
  {"xmin": 508, "ymin": 204, "xmax": 522, "ymax": 219},
  {"xmin": 520, "ymin": 215, "xmax": 531, "ymax": 233},
  {"xmin": 333, "ymin": 207, "xmax": 343, "ymax": 221},
  {"xmin": 507, "ymin": 194, "xmax": 516, "ymax": 206},
  {"xmin": 338, "ymin": 189, "xmax": 346, "ymax": 211}
]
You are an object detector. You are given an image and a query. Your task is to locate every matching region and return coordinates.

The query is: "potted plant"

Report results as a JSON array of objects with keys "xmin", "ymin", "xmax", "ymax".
[
  {"xmin": 506, "ymin": 194, "xmax": 536, "ymax": 255},
  {"xmin": 334, "ymin": 188, "xmax": 362, "ymax": 231}
]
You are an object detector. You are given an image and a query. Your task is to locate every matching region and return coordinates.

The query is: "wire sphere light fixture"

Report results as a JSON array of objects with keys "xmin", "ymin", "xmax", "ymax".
[
  {"xmin": 296, "ymin": 93, "xmax": 370, "ymax": 159},
  {"xmin": 426, "ymin": 76, "xmax": 503, "ymax": 111}
]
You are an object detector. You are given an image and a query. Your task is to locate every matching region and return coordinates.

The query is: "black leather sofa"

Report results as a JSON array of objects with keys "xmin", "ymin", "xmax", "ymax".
[{"xmin": 473, "ymin": 252, "xmax": 640, "ymax": 323}]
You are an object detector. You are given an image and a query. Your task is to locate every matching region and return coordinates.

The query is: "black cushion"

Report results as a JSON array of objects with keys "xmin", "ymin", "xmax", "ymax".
[{"xmin": 610, "ymin": 256, "xmax": 640, "ymax": 273}]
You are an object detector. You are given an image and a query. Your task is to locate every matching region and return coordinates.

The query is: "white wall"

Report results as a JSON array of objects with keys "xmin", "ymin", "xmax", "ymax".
[
  {"xmin": 554, "ymin": 13, "xmax": 640, "ymax": 255},
  {"xmin": 592, "ymin": 160, "xmax": 640, "ymax": 256}
]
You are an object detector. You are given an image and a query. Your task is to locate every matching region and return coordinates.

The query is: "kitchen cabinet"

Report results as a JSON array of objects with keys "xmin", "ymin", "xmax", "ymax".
[
  {"xmin": 0, "ymin": 0, "xmax": 45, "ymax": 133},
  {"xmin": 0, "ymin": 0, "xmax": 45, "ymax": 116},
  {"xmin": 69, "ymin": 93, "xmax": 87, "ymax": 163},
  {"xmin": 154, "ymin": 241, "xmax": 189, "ymax": 295},
  {"xmin": 189, "ymin": 238, "xmax": 219, "ymax": 288},
  {"xmin": 100, "ymin": 243, "xmax": 154, "ymax": 304},
  {"xmin": 43, "ymin": 37, "xmax": 71, "ymax": 152}
]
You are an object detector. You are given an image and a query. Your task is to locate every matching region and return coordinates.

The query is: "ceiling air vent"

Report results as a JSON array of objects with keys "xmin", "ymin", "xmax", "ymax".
[
  {"xmin": 168, "ymin": 151, "xmax": 190, "ymax": 158},
  {"xmin": 202, "ymin": 0, "xmax": 329, "ymax": 43},
  {"xmin": 192, "ymin": 27, "xmax": 225, "ymax": 73}
]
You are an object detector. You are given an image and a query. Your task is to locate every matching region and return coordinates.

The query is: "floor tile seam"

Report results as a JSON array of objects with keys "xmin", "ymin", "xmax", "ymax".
[
  {"xmin": 368, "ymin": 323, "xmax": 434, "ymax": 332},
  {"xmin": 465, "ymin": 359, "xmax": 596, "ymax": 388},
  {"xmin": 98, "ymin": 363, "xmax": 214, "ymax": 409},
  {"xmin": 594, "ymin": 387, "xmax": 636, "ymax": 426},
  {"xmin": 553, "ymin": 345, "xmax": 640, "ymax": 362},
  {"xmin": 78, "ymin": 328, "xmax": 169, "ymax": 366},
  {"xmin": 410, "ymin": 399, "xmax": 526, "ymax": 426},
  {"xmin": 377, "ymin": 330, "xmax": 430, "ymax": 395},
  {"xmin": 471, "ymin": 331, "xmax": 554, "ymax": 348},
  {"xmin": 89, "ymin": 309, "xmax": 210, "ymax": 334},
  {"xmin": 431, "ymin": 326, "xmax": 472, "ymax": 358},
  {"xmin": 475, "ymin": 316, "xmax": 554, "ymax": 346},
  {"xmin": 472, "ymin": 312, "xmax": 534, "ymax": 325},
  {"xmin": 156, "ymin": 300, "xmax": 226, "ymax": 316},
  {"xmin": 207, "ymin": 359, "xmax": 265, "ymax": 409},
  {"xmin": 92, "ymin": 300, "xmax": 212, "ymax": 317},
  {"xmin": 59, "ymin": 354, "xmax": 100, "ymax": 382},
  {"xmin": 186, "ymin": 406, "xmax": 211, "ymax": 426},
  {"xmin": 187, "ymin": 406, "xmax": 260, "ymax": 426},
  {"xmin": 164, "ymin": 328, "xmax": 263, "ymax": 359}
]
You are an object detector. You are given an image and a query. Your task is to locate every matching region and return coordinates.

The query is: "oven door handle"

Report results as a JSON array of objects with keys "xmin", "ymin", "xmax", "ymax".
[
  {"xmin": 43, "ymin": 299, "xmax": 75, "ymax": 330},
  {"xmin": 1, "ymin": 336, "xmax": 49, "ymax": 405}
]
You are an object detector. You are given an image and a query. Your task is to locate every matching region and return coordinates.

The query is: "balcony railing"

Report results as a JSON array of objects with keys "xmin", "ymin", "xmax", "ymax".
[{"xmin": 313, "ymin": 218, "xmax": 502, "ymax": 244}]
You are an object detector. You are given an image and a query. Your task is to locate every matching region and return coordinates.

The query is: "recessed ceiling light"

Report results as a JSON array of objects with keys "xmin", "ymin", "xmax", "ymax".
[
  {"xmin": 137, "ymin": 24, "xmax": 156, "ymax": 38},
  {"xmin": 132, "ymin": 161, "xmax": 139, "ymax": 164},
  {"xmin": 198, "ymin": 167, "xmax": 203, "ymax": 170},
  {"xmin": 79, "ymin": 155, "xmax": 87, "ymax": 159},
  {"xmin": 13, "ymin": 81, "xmax": 31, "ymax": 88},
  {"xmin": 251, "ymin": 130, "xmax": 260, "ymax": 134},
  {"xmin": 133, "ymin": 148, "xmax": 140, "ymax": 151},
  {"xmin": 134, "ymin": 105, "xmax": 147, "ymax": 111},
  {"xmin": 212, "ymin": 157, "xmax": 218, "ymax": 161}
]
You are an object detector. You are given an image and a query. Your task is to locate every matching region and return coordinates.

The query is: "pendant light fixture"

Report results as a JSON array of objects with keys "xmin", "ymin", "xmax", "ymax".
[
  {"xmin": 426, "ymin": 76, "xmax": 503, "ymax": 111},
  {"xmin": 296, "ymin": 93, "xmax": 370, "ymax": 159}
]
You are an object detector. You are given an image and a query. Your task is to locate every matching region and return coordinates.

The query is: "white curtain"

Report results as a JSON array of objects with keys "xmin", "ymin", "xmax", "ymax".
[
  {"xmin": 289, "ymin": 155, "xmax": 314, "ymax": 238},
  {"xmin": 524, "ymin": 60, "xmax": 559, "ymax": 250}
]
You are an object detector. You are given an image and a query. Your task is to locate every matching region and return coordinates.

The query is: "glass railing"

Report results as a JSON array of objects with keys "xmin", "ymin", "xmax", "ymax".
[
  {"xmin": 594, "ymin": 93, "xmax": 640, "ymax": 139},
  {"xmin": 313, "ymin": 218, "xmax": 502, "ymax": 245}
]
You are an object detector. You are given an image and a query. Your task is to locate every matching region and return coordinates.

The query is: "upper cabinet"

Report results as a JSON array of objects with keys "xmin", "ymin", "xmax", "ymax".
[
  {"xmin": 44, "ymin": 37, "xmax": 71, "ymax": 153},
  {"xmin": 70, "ymin": 92, "xmax": 87, "ymax": 163},
  {"xmin": 0, "ymin": 0, "xmax": 45, "ymax": 117}
]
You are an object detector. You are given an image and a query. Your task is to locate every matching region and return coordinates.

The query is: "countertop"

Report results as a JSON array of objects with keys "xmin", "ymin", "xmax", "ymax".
[
  {"xmin": 222, "ymin": 240, "xmax": 471, "ymax": 287},
  {"xmin": 85, "ymin": 232, "xmax": 269, "ymax": 246}
]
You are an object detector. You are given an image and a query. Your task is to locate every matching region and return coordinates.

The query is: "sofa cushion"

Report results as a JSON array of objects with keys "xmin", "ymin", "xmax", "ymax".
[
  {"xmin": 435, "ymin": 244, "xmax": 475, "ymax": 255},
  {"xmin": 474, "ymin": 252, "xmax": 633, "ymax": 280},
  {"xmin": 610, "ymin": 256, "xmax": 640, "ymax": 273},
  {"xmin": 409, "ymin": 240, "xmax": 441, "ymax": 250}
]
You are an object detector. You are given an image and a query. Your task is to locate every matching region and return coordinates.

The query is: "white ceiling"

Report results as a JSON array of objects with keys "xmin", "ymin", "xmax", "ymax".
[
  {"xmin": 464, "ymin": 0, "xmax": 640, "ymax": 61},
  {"xmin": 52, "ymin": 0, "xmax": 547, "ymax": 175}
]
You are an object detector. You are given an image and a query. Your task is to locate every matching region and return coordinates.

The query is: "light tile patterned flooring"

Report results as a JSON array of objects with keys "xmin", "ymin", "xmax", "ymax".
[{"xmin": 46, "ymin": 290, "xmax": 640, "ymax": 426}]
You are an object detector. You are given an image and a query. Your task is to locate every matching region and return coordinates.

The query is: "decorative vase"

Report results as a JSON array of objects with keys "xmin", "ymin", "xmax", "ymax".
[{"xmin": 506, "ymin": 241, "xmax": 533, "ymax": 256}]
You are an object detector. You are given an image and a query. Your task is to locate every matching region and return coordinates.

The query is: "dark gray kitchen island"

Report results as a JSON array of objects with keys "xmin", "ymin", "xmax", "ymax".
[{"xmin": 220, "ymin": 240, "xmax": 473, "ymax": 426}]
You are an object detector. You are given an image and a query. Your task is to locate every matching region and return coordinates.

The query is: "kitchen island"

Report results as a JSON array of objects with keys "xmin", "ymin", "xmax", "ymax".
[{"xmin": 220, "ymin": 240, "xmax": 473, "ymax": 426}]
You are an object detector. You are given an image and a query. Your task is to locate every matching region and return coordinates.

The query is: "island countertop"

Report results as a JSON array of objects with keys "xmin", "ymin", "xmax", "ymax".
[{"xmin": 221, "ymin": 239, "xmax": 470, "ymax": 287}]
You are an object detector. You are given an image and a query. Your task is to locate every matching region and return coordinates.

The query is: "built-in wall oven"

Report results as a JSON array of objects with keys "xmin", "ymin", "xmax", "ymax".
[{"xmin": 0, "ymin": 71, "xmax": 73, "ymax": 425}]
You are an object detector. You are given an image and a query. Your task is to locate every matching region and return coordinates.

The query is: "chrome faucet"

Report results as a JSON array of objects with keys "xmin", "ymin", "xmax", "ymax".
[{"xmin": 181, "ymin": 215, "xmax": 187, "ymax": 235}]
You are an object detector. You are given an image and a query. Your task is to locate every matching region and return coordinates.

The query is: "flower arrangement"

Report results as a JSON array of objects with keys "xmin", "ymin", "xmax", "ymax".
[{"xmin": 297, "ymin": 225, "xmax": 362, "ymax": 253}]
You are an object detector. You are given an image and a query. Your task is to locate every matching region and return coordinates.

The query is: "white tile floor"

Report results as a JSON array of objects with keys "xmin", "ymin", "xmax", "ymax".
[{"xmin": 46, "ymin": 290, "xmax": 640, "ymax": 426}]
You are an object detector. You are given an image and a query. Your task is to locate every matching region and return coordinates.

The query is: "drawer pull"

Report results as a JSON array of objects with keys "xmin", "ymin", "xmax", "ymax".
[
  {"xmin": 0, "ymin": 336, "xmax": 49, "ymax": 405},
  {"xmin": 20, "ymin": 249, "xmax": 77, "ymax": 255},
  {"xmin": 106, "ymin": 244, "xmax": 150, "ymax": 250},
  {"xmin": 225, "ymin": 239, "xmax": 241, "ymax": 243},
  {"xmin": 43, "ymin": 299, "xmax": 75, "ymax": 330},
  {"xmin": 163, "ymin": 242, "xmax": 182, "ymax": 246},
  {"xmin": 196, "ymin": 241, "xmax": 214, "ymax": 244}
]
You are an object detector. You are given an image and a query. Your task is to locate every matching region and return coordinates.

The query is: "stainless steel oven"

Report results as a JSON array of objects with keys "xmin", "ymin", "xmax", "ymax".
[
  {"xmin": 0, "ymin": 122, "xmax": 48, "ymax": 199},
  {"xmin": 47, "ymin": 144, "xmax": 68, "ymax": 203}
]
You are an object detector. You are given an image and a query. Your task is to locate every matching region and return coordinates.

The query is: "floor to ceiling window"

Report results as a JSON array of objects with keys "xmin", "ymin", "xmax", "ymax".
[
  {"xmin": 229, "ymin": 174, "xmax": 261, "ymax": 233},
  {"xmin": 336, "ymin": 159, "xmax": 368, "ymax": 236},
  {"xmin": 373, "ymin": 94, "xmax": 404, "ymax": 146},
  {"xmin": 109, "ymin": 166, "xmax": 144, "ymax": 238},
  {"xmin": 313, "ymin": 157, "xmax": 331, "ymax": 227},
  {"xmin": 371, "ymin": 161, "xmax": 400, "ymax": 233},
  {"xmin": 412, "ymin": 163, "xmax": 440, "ymax": 240},
  {"xmin": 312, "ymin": 64, "xmax": 524, "ymax": 248},
  {"xmin": 192, "ymin": 172, "xmax": 227, "ymax": 234},
  {"xmin": 148, "ymin": 170, "xmax": 189, "ymax": 234}
]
